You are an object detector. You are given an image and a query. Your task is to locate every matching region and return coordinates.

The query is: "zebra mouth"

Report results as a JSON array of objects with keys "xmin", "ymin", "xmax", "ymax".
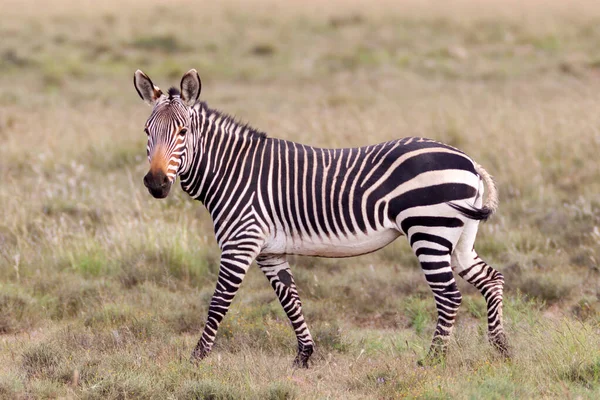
[
  {"xmin": 143, "ymin": 171, "xmax": 172, "ymax": 199},
  {"xmin": 147, "ymin": 183, "xmax": 171, "ymax": 199}
]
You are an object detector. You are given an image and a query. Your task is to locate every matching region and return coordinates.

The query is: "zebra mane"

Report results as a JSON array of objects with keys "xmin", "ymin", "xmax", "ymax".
[
  {"xmin": 168, "ymin": 87, "xmax": 181, "ymax": 99},
  {"xmin": 200, "ymin": 102, "xmax": 268, "ymax": 140}
]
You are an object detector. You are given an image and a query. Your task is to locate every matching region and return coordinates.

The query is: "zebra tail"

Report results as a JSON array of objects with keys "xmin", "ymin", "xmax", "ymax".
[{"xmin": 448, "ymin": 162, "xmax": 499, "ymax": 222}]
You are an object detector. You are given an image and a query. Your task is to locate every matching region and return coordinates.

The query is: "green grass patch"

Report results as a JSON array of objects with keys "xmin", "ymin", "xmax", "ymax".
[
  {"xmin": 563, "ymin": 359, "xmax": 600, "ymax": 389},
  {"xmin": 405, "ymin": 296, "xmax": 436, "ymax": 335}
]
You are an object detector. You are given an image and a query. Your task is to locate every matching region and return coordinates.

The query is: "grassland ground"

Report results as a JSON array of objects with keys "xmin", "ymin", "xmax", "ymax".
[{"xmin": 1, "ymin": 0, "xmax": 600, "ymax": 398}]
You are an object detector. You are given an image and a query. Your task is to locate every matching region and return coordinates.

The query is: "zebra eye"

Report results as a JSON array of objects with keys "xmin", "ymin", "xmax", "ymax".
[
  {"xmin": 179, "ymin": 128, "xmax": 188, "ymax": 135},
  {"xmin": 144, "ymin": 128, "xmax": 149, "ymax": 135}
]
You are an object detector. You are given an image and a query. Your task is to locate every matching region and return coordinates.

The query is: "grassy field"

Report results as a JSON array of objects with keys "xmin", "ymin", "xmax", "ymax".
[{"xmin": 1, "ymin": 0, "xmax": 600, "ymax": 398}]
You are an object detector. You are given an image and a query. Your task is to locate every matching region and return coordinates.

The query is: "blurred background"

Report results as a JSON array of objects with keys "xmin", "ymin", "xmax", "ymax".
[{"xmin": 1, "ymin": 0, "xmax": 600, "ymax": 398}]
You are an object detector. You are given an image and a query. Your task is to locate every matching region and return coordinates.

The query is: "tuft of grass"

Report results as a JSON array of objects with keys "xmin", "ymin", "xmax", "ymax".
[
  {"xmin": 130, "ymin": 34, "xmax": 189, "ymax": 53},
  {"xmin": 465, "ymin": 375, "xmax": 524, "ymax": 399},
  {"xmin": 250, "ymin": 43, "xmax": 277, "ymax": 57},
  {"xmin": 329, "ymin": 14, "xmax": 364, "ymax": 28},
  {"xmin": 176, "ymin": 380, "xmax": 237, "ymax": 400},
  {"xmin": 405, "ymin": 297, "xmax": 435, "ymax": 335},
  {"xmin": 530, "ymin": 34, "xmax": 562, "ymax": 52},
  {"xmin": 163, "ymin": 303, "xmax": 205, "ymax": 334},
  {"xmin": 21, "ymin": 343, "xmax": 64, "ymax": 379},
  {"xmin": 47, "ymin": 279, "xmax": 104, "ymax": 320},
  {"xmin": 84, "ymin": 304, "xmax": 135, "ymax": 329},
  {"xmin": 264, "ymin": 381, "xmax": 297, "ymax": 400},
  {"xmin": 42, "ymin": 200, "xmax": 108, "ymax": 229},
  {"xmin": 313, "ymin": 321, "xmax": 349, "ymax": 353},
  {"xmin": 117, "ymin": 238, "xmax": 218, "ymax": 289},
  {"xmin": 463, "ymin": 296, "xmax": 486, "ymax": 319},
  {"xmin": 571, "ymin": 298, "xmax": 599, "ymax": 322},
  {"xmin": 517, "ymin": 276, "xmax": 574, "ymax": 305},
  {"xmin": 84, "ymin": 375, "xmax": 166, "ymax": 400},
  {"xmin": 66, "ymin": 247, "xmax": 111, "ymax": 277},
  {"xmin": 216, "ymin": 303, "xmax": 294, "ymax": 354},
  {"xmin": 26, "ymin": 379, "xmax": 65, "ymax": 399},
  {"xmin": 0, "ymin": 374, "xmax": 24, "ymax": 399},
  {"xmin": 563, "ymin": 359, "xmax": 600, "ymax": 389},
  {"xmin": 0, "ymin": 288, "xmax": 37, "ymax": 333},
  {"xmin": 84, "ymin": 143, "xmax": 144, "ymax": 172}
]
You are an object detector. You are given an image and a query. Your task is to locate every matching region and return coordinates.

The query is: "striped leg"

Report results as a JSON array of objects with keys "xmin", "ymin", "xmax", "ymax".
[
  {"xmin": 191, "ymin": 246, "xmax": 259, "ymax": 361},
  {"xmin": 413, "ymin": 242, "xmax": 462, "ymax": 365},
  {"xmin": 453, "ymin": 249, "xmax": 510, "ymax": 357},
  {"xmin": 256, "ymin": 255, "xmax": 314, "ymax": 368}
]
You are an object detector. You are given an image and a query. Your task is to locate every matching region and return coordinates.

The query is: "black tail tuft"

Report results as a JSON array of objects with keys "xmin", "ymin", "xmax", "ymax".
[{"xmin": 447, "ymin": 202, "xmax": 493, "ymax": 221}]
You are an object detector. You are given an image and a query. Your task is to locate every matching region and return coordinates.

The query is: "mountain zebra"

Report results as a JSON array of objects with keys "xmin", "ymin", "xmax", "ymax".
[{"xmin": 134, "ymin": 69, "xmax": 509, "ymax": 367}]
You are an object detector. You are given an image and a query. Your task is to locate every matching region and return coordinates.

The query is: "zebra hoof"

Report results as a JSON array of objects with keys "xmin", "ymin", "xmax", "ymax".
[
  {"xmin": 417, "ymin": 343, "xmax": 447, "ymax": 367},
  {"xmin": 293, "ymin": 346, "xmax": 313, "ymax": 368},
  {"xmin": 293, "ymin": 356, "xmax": 310, "ymax": 369},
  {"xmin": 490, "ymin": 332, "xmax": 511, "ymax": 360},
  {"xmin": 190, "ymin": 345, "xmax": 209, "ymax": 364}
]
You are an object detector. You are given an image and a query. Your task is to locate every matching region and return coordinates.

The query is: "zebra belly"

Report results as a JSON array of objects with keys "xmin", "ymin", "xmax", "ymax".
[{"xmin": 263, "ymin": 229, "xmax": 402, "ymax": 258}]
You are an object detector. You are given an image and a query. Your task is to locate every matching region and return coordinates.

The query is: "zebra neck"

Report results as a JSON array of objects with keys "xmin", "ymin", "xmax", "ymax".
[{"xmin": 179, "ymin": 103, "xmax": 267, "ymax": 214}]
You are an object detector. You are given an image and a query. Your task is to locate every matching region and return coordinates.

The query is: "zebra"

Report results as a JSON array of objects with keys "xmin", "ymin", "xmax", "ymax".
[{"xmin": 133, "ymin": 69, "xmax": 509, "ymax": 367}]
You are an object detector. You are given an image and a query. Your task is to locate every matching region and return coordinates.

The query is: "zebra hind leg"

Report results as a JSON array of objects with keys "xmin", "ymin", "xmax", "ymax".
[
  {"xmin": 453, "ymin": 248, "xmax": 510, "ymax": 358},
  {"xmin": 412, "ymin": 245, "xmax": 462, "ymax": 366},
  {"xmin": 256, "ymin": 255, "xmax": 315, "ymax": 368}
]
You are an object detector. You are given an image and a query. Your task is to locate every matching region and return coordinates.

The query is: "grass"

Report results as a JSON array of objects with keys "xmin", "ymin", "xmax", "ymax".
[{"xmin": 1, "ymin": 0, "xmax": 600, "ymax": 398}]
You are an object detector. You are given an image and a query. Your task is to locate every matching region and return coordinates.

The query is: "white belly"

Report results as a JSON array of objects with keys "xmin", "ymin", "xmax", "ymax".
[{"xmin": 262, "ymin": 228, "xmax": 402, "ymax": 258}]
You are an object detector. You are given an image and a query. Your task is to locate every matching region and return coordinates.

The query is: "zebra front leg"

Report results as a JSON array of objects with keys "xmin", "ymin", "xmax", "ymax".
[
  {"xmin": 191, "ymin": 247, "xmax": 258, "ymax": 362},
  {"xmin": 414, "ymin": 249, "xmax": 462, "ymax": 366},
  {"xmin": 256, "ymin": 255, "xmax": 314, "ymax": 368}
]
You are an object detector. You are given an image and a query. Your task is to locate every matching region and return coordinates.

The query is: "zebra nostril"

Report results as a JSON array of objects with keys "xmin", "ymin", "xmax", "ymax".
[{"xmin": 161, "ymin": 176, "xmax": 170, "ymax": 188}]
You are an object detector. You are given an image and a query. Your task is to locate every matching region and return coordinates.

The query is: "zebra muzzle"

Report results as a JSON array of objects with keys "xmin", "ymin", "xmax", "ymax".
[{"xmin": 143, "ymin": 170, "xmax": 171, "ymax": 199}]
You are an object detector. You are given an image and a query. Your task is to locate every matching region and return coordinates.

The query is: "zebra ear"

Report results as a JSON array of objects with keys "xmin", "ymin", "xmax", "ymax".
[
  {"xmin": 180, "ymin": 69, "xmax": 202, "ymax": 107},
  {"xmin": 134, "ymin": 70, "xmax": 163, "ymax": 106}
]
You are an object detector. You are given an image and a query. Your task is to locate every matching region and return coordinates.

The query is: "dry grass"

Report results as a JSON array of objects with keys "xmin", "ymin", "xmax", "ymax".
[{"xmin": 1, "ymin": 0, "xmax": 600, "ymax": 398}]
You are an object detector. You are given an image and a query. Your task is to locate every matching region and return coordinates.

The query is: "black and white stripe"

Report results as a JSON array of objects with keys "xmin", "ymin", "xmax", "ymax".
[{"xmin": 134, "ymin": 69, "xmax": 509, "ymax": 367}]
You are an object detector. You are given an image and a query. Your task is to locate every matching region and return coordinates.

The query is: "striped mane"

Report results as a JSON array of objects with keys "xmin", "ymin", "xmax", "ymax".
[
  {"xmin": 167, "ymin": 87, "xmax": 180, "ymax": 99},
  {"xmin": 199, "ymin": 102, "xmax": 268, "ymax": 140}
]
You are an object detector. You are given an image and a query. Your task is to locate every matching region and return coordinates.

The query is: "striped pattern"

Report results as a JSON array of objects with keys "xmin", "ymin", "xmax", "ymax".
[{"xmin": 135, "ymin": 73, "xmax": 509, "ymax": 367}]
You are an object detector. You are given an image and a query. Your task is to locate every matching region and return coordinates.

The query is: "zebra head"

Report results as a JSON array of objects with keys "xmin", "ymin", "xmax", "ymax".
[{"xmin": 133, "ymin": 69, "xmax": 202, "ymax": 198}]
